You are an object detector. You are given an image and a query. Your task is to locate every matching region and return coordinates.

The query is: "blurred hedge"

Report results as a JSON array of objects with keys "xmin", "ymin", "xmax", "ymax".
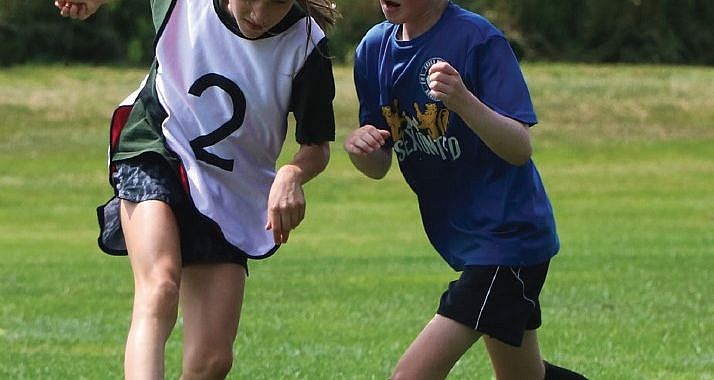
[
  {"xmin": 0, "ymin": 0, "xmax": 154, "ymax": 65},
  {"xmin": 2, "ymin": 0, "xmax": 713, "ymax": 66}
]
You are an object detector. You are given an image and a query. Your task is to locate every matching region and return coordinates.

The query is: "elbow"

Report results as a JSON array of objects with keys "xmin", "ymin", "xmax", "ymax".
[
  {"xmin": 507, "ymin": 145, "xmax": 532, "ymax": 167},
  {"xmin": 505, "ymin": 122, "xmax": 533, "ymax": 166},
  {"xmin": 348, "ymin": 151, "xmax": 391, "ymax": 180},
  {"xmin": 356, "ymin": 161, "xmax": 390, "ymax": 180},
  {"xmin": 317, "ymin": 143, "xmax": 330, "ymax": 173},
  {"xmin": 509, "ymin": 154, "xmax": 531, "ymax": 167},
  {"xmin": 510, "ymin": 158, "xmax": 530, "ymax": 167},
  {"xmin": 306, "ymin": 142, "xmax": 330, "ymax": 175},
  {"xmin": 364, "ymin": 169, "xmax": 389, "ymax": 180}
]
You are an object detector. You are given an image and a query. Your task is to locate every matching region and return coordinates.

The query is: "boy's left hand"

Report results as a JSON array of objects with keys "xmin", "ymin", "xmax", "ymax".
[{"xmin": 427, "ymin": 61, "xmax": 471, "ymax": 114}]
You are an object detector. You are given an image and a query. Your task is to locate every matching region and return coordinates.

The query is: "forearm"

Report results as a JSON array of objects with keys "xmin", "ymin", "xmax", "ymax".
[
  {"xmin": 279, "ymin": 142, "xmax": 331, "ymax": 185},
  {"xmin": 348, "ymin": 147, "xmax": 392, "ymax": 180},
  {"xmin": 455, "ymin": 92, "xmax": 532, "ymax": 166},
  {"xmin": 428, "ymin": 61, "xmax": 533, "ymax": 166}
]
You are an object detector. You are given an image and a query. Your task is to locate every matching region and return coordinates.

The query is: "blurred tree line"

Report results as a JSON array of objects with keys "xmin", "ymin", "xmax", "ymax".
[{"xmin": 1, "ymin": 0, "xmax": 713, "ymax": 66}]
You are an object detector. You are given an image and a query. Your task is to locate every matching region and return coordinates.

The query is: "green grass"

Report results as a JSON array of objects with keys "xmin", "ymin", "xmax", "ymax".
[{"xmin": 1, "ymin": 63, "xmax": 713, "ymax": 379}]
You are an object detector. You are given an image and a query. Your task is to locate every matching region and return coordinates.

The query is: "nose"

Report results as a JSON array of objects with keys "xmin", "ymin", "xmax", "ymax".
[{"xmin": 246, "ymin": 1, "xmax": 267, "ymax": 25}]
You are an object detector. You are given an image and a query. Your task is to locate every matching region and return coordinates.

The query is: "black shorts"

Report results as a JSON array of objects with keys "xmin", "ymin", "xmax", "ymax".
[
  {"xmin": 97, "ymin": 153, "xmax": 248, "ymax": 269},
  {"xmin": 436, "ymin": 261, "xmax": 550, "ymax": 347}
]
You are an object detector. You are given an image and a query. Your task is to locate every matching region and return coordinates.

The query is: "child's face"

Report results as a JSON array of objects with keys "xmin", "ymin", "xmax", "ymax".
[{"xmin": 226, "ymin": 0, "xmax": 294, "ymax": 39}]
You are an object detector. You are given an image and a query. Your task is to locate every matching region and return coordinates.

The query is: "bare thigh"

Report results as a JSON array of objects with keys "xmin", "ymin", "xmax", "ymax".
[{"xmin": 121, "ymin": 199, "xmax": 182, "ymax": 291}]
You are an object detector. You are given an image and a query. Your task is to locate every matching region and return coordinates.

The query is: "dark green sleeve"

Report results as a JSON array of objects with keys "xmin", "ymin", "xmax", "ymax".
[{"xmin": 149, "ymin": 0, "xmax": 176, "ymax": 32}]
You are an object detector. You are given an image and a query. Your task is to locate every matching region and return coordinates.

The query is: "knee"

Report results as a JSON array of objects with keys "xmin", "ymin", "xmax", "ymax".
[
  {"xmin": 135, "ymin": 278, "xmax": 180, "ymax": 317},
  {"xmin": 390, "ymin": 365, "xmax": 423, "ymax": 380},
  {"xmin": 183, "ymin": 350, "xmax": 233, "ymax": 379},
  {"xmin": 389, "ymin": 369, "xmax": 408, "ymax": 380}
]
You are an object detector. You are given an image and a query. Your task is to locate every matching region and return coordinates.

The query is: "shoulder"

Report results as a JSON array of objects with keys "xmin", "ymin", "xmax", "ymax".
[
  {"xmin": 443, "ymin": 3, "xmax": 504, "ymax": 44},
  {"xmin": 357, "ymin": 21, "xmax": 395, "ymax": 50},
  {"xmin": 363, "ymin": 20, "xmax": 395, "ymax": 39},
  {"xmin": 355, "ymin": 21, "xmax": 396, "ymax": 70}
]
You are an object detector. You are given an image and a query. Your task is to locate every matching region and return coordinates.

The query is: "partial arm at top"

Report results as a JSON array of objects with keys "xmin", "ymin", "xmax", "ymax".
[{"xmin": 54, "ymin": 0, "xmax": 108, "ymax": 20}]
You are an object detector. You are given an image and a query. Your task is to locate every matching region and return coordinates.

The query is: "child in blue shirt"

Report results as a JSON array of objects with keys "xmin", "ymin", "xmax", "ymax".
[{"xmin": 345, "ymin": 1, "xmax": 587, "ymax": 378}]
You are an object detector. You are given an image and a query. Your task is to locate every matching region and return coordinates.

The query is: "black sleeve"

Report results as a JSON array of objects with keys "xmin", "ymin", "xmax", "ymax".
[{"xmin": 290, "ymin": 37, "xmax": 336, "ymax": 144}]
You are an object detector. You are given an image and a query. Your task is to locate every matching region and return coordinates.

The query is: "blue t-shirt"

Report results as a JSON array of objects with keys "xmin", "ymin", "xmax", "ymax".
[{"xmin": 354, "ymin": 3, "xmax": 559, "ymax": 270}]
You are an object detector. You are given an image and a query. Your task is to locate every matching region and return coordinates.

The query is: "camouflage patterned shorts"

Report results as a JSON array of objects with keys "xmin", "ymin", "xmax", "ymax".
[
  {"xmin": 112, "ymin": 154, "xmax": 180, "ymax": 205},
  {"xmin": 98, "ymin": 154, "xmax": 248, "ymax": 269}
]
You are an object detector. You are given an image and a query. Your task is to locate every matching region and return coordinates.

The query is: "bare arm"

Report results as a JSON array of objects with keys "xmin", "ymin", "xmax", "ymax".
[
  {"xmin": 54, "ymin": 0, "xmax": 107, "ymax": 20},
  {"xmin": 266, "ymin": 142, "xmax": 330, "ymax": 244},
  {"xmin": 344, "ymin": 125, "xmax": 392, "ymax": 179},
  {"xmin": 428, "ymin": 61, "xmax": 532, "ymax": 166}
]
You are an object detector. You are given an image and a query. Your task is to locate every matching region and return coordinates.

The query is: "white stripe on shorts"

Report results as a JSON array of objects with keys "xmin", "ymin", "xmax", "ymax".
[
  {"xmin": 474, "ymin": 266, "xmax": 500, "ymax": 330},
  {"xmin": 510, "ymin": 267, "xmax": 536, "ymax": 307}
]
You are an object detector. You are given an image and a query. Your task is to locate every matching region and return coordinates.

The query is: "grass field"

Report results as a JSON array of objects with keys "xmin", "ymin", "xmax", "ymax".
[{"xmin": 1, "ymin": 63, "xmax": 713, "ymax": 379}]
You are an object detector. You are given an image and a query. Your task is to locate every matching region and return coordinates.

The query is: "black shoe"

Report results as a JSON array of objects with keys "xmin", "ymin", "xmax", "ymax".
[{"xmin": 544, "ymin": 361, "xmax": 588, "ymax": 380}]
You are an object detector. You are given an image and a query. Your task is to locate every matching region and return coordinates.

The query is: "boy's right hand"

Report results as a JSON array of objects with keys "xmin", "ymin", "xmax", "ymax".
[
  {"xmin": 344, "ymin": 125, "xmax": 391, "ymax": 155},
  {"xmin": 55, "ymin": 0, "xmax": 104, "ymax": 20}
]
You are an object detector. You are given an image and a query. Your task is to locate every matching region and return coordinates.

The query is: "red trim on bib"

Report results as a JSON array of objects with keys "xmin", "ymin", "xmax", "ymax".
[{"xmin": 110, "ymin": 105, "xmax": 133, "ymax": 155}]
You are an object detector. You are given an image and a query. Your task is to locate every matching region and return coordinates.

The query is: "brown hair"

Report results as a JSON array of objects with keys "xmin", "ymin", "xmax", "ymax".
[{"xmin": 295, "ymin": 0, "xmax": 341, "ymax": 31}]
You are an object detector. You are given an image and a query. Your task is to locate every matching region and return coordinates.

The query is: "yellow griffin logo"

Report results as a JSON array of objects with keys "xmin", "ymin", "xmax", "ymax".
[
  {"xmin": 381, "ymin": 100, "xmax": 403, "ymax": 140},
  {"xmin": 414, "ymin": 103, "xmax": 449, "ymax": 140},
  {"xmin": 381, "ymin": 100, "xmax": 450, "ymax": 141}
]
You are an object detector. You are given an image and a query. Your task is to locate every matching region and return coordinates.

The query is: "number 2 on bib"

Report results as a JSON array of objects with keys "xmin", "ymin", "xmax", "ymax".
[{"xmin": 188, "ymin": 73, "xmax": 246, "ymax": 171}]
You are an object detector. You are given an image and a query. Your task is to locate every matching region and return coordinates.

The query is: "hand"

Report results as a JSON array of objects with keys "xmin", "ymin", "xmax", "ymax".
[
  {"xmin": 344, "ymin": 125, "xmax": 391, "ymax": 155},
  {"xmin": 265, "ymin": 165, "xmax": 306, "ymax": 244},
  {"xmin": 427, "ymin": 61, "xmax": 471, "ymax": 114},
  {"xmin": 54, "ymin": 0, "xmax": 104, "ymax": 20}
]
